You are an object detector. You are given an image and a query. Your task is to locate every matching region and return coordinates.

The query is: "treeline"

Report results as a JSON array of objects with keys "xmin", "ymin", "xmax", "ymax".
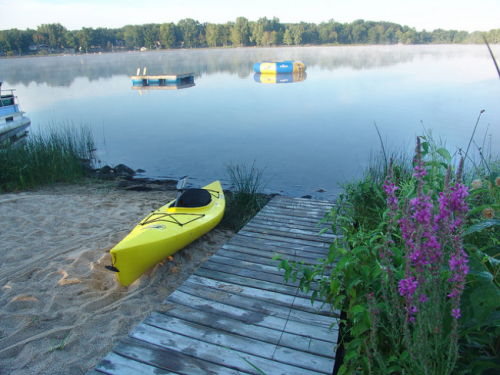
[{"xmin": 1, "ymin": 17, "xmax": 499, "ymax": 55}]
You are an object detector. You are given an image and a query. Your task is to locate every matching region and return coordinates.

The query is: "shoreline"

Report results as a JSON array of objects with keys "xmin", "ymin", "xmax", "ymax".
[{"xmin": 0, "ymin": 181, "xmax": 235, "ymax": 374}]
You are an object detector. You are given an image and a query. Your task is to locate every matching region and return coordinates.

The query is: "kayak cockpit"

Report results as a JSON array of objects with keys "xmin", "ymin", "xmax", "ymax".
[{"xmin": 171, "ymin": 188, "xmax": 212, "ymax": 208}]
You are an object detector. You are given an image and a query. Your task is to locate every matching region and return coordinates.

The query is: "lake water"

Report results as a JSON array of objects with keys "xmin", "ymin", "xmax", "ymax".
[{"xmin": 1, "ymin": 45, "xmax": 499, "ymax": 198}]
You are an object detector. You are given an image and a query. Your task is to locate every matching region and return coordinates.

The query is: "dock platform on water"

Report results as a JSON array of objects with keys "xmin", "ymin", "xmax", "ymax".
[
  {"xmin": 131, "ymin": 72, "xmax": 194, "ymax": 86},
  {"xmin": 88, "ymin": 196, "xmax": 339, "ymax": 375}
]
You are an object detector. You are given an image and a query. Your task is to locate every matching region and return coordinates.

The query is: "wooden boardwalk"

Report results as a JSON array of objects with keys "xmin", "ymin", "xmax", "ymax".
[{"xmin": 88, "ymin": 196, "xmax": 339, "ymax": 375}]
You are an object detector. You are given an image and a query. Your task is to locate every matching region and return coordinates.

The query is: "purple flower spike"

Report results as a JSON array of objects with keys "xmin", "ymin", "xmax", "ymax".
[
  {"xmin": 398, "ymin": 277, "xmax": 418, "ymax": 298},
  {"xmin": 451, "ymin": 308, "xmax": 461, "ymax": 320}
]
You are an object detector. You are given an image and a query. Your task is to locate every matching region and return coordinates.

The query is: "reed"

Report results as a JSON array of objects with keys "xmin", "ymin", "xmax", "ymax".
[
  {"xmin": 220, "ymin": 160, "xmax": 271, "ymax": 231},
  {"xmin": 0, "ymin": 123, "xmax": 96, "ymax": 192}
]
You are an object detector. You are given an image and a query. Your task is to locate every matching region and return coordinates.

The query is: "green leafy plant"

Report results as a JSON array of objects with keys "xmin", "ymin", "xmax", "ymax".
[{"xmin": 275, "ymin": 135, "xmax": 500, "ymax": 374}]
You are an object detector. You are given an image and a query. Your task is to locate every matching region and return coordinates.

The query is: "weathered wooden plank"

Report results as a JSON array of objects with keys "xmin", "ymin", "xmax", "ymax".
[
  {"xmin": 221, "ymin": 243, "xmax": 329, "ymax": 265},
  {"xmin": 267, "ymin": 196, "xmax": 333, "ymax": 208},
  {"xmin": 199, "ymin": 260, "xmax": 326, "ymax": 297},
  {"xmin": 157, "ymin": 306, "xmax": 337, "ymax": 360},
  {"xmin": 180, "ymin": 278, "xmax": 331, "ymax": 319},
  {"xmin": 278, "ymin": 331, "xmax": 336, "ymax": 359},
  {"xmin": 208, "ymin": 253, "xmax": 291, "ymax": 277},
  {"xmin": 187, "ymin": 274, "xmax": 295, "ymax": 307},
  {"xmin": 168, "ymin": 289, "xmax": 337, "ymax": 343},
  {"xmin": 130, "ymin": 323, "xmax": 327, "ymax": 375},
  {"xmin": 158, "ymin": 304, "xmax": 282, "ymax": 345},
  {"xmin": 195, "ymin": 267, "xmax": 299, "ymax": 296},
  {"xmin": 256, "ymin": 207, "xmax": 331, "ymax": 221},
  {"xmin": 226, "ymin": 233, "xmax": 330, "ymax": 257},
  {"xmin": 201, "ymin": 259, "xmax": 292, "ymax": 285},
  {"xmin": 142, "ymin": 312, "xmax": 335, "ymax": 373},
  {"xmin": 242, "ymin": 224, "xmax": 333, "ymax": 243},
  {"xmin": 177, "ymin": 282, "xmax": 292, "ymax": 321},
  {"xmin": 94, "ymin": 351, "xmax": 180, "ymax": 375},
  {"xmin": 270, "ymin": 196, "xmax": 334, "ymax": 207},
  {"xmin": 245, "ymin": 221, "xmax": 337, "ymax": 240},
  {"xmin": 237, "ymin": 230, "xmax": 331, "ymax": 248},
  {"xmin": 256, "ymin": 205, "xmax": 331, "ymax": 221},
  {"xmin": 251, "ymin": 214, "xmax": 332, "ymax": 231},
  {"xmin": 228, "ymin": 233, "xmax": 331, "ymax": 254},
  {"xmin": 217, "ymin": 247, "xmax": 325, "ymax": 268},
  {"xmin": 258, "ymin": 209, "xmax": 327, "ymax": 222},
  {"xmin": 166, "ymin": 289, "xmax": 287, "ymax": 330},
  {"xmin": 262, "ymin": 203, "xmax": 330, "ymax": 218},
  {"xmin": 113, "ymin": 336, "xmax": 241, "ymax": 375}
]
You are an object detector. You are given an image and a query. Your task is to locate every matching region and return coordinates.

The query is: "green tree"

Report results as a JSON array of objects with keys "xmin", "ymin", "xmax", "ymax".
[
  {"xmin": 270, "ymin": 30, "xmax": 281, "ymax": 46},
  {"xmin": 143, "ymin": 27, "xmax": 155, "ymax": 48},
  {"xmin": 198, "ymin": 29, "xmax": 206, "ymax": 46},
  {"xmin": 220, "ymin": 23, "xmax": 231, "ymax": 46},
  {"xmin": 283, "ymin": 29, "xmax": 293, "ymax": 46},
  {"xmin": 37, "ymin": 23, "xmax": 66, "ymax": 47},
  {"xmin": 123, "ymin": 25, "xmax": 143, "ymax": 48},
  {"xmin": 78, "ymin": 27, "xmax": 95, "ymax": 53},
  {"xmin": 64, "ymin": 31, "xmax": 78, "ymax": 48},
  {"xmin": 231, "ymin": 17, "xmax": 249, "ymax": 47},
  {"xmin": 178, "ymin": 18, "xmax": 198, "ymax": 47},
  {"xmin": 160, "ymin": 22, "xmax": 176, "ymax": 48},
  {"xmin": 205, "ymin": 23, "xmax": 219, "ymax": 47},
  {"xmin": 291, "ymin": 25, "xmax": 303, "ymax": 45},
  {"xmin": 351, "ymin": 20, "xmax": 367, "ymax": 43},
  {"xmin": 249, "ymin": 20, "xmax": 264, "ymax": 46}
]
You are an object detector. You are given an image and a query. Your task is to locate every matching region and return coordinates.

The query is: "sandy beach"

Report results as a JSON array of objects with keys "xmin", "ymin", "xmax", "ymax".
[{"xmin": 0, "ymin": 182, "xmax": 234, "ymax": 374}]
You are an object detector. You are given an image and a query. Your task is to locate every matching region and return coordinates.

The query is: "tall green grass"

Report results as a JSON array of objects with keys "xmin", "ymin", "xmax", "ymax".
[
  {"xmin": 0, "ymin": 124, "xmax": 96, "ymax": 192},
  {"xmin": 219, "ymin": 161, "xmax": 271, "ymax": 231}
]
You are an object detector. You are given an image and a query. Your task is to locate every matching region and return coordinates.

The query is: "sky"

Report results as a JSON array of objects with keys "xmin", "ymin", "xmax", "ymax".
[{"xmin": 0, "ymin": 0, "xmax": 498, "ymax": 33}]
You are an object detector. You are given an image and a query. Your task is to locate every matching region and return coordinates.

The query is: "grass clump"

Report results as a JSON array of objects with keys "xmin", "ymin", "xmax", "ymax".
[
  {"xmin": 0, "ymin": 124, "xmax": 96, "ymax": 192},
  {"xmin": 219, "ymin": 160, "xmax": 271, "ymax": 231}
]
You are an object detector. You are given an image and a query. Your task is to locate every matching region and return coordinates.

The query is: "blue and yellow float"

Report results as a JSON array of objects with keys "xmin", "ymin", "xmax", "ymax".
[{"xmin": 253, "ymin": 61, "xmax": 307, "ymax": 74}]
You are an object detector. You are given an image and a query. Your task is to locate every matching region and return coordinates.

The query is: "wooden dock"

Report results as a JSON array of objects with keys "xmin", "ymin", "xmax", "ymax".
[
  {"xmin": 87, "ymin": 196, "xmax": 339, "ymax": 375},
  {"xmin": 131, "ymin": 72, "xmax": 194, "ymax": 86}
]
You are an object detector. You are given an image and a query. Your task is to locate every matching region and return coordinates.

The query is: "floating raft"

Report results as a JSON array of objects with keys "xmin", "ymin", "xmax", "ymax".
[
  {"xmin": 87, "ymin": 196, "xmax": 339, "ymax": 375},
  {"xmin": 253, "ymin": 61, "xmax": 307, "ymax": 74},
  {"xmin": 131, "ymin": 71, "xmax": 195, "ymax": 87}
]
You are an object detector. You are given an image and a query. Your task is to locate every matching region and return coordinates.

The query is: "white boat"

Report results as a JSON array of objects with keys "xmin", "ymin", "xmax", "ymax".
[{"xmin": 0, "ymin": 81, "xmax": 31, "ymax": 146}]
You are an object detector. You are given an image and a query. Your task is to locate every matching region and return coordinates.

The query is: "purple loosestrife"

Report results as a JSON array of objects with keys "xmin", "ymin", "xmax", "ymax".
[{"xmin": 375, "ymin": 138, "xmax": 470, "ymax": 374}]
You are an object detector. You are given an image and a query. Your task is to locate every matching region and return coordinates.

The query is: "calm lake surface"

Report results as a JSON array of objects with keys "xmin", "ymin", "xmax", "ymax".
[{"xmin": 1, "ymin": 45, "xmax": 499, "ymax": 198}]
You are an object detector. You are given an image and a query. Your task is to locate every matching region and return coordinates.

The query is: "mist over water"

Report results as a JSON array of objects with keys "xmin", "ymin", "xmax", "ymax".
[{"xmin": 1, "ymin": 45, "xmax": 499, "ymax": 198}]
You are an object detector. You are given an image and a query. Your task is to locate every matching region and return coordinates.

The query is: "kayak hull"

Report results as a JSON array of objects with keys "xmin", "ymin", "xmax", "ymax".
[{"xmin": 110, "ymin": 181, "xmax": 225, "ymax": 286}]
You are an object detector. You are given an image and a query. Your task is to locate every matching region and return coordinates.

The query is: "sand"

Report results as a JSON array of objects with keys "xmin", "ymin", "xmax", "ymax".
[{"xmin": 0, "ymin": 182, "xmax": 234, "ymax": 375}]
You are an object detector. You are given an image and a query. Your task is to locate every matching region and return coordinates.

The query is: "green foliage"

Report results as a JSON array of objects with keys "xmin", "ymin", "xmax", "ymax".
[
  {"xmin": 159, "ymin": 22, "xmax": 176, "ymax": 49},
  {"xmin": 275, "ymin": 135, "xmax": 500, "ymax": 374},
  {"xmin": 1, "ymin": 19, "xmax": 498, "ymax": 55},
  {"xmin": 0, "ymin": 124, "xmax": 96, "ymax": 192}
]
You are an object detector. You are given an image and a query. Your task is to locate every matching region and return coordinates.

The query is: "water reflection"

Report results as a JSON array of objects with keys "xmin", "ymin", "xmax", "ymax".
[
  {"xmin": 0, "ymin": 45, "xmax": 497, "ymax": 88},
  {"xmin": 0, "ymin": 46, "xmax": 498, "ymax": 198},
  {"xmin": 254, "ymin": 72, "xmax": 307, "ymax": 84}
]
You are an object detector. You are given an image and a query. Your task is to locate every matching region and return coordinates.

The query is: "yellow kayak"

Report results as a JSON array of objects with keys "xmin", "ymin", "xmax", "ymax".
[{"xmin": 106, "ymin": 180, "xmax": 225, "ymax": 286}]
